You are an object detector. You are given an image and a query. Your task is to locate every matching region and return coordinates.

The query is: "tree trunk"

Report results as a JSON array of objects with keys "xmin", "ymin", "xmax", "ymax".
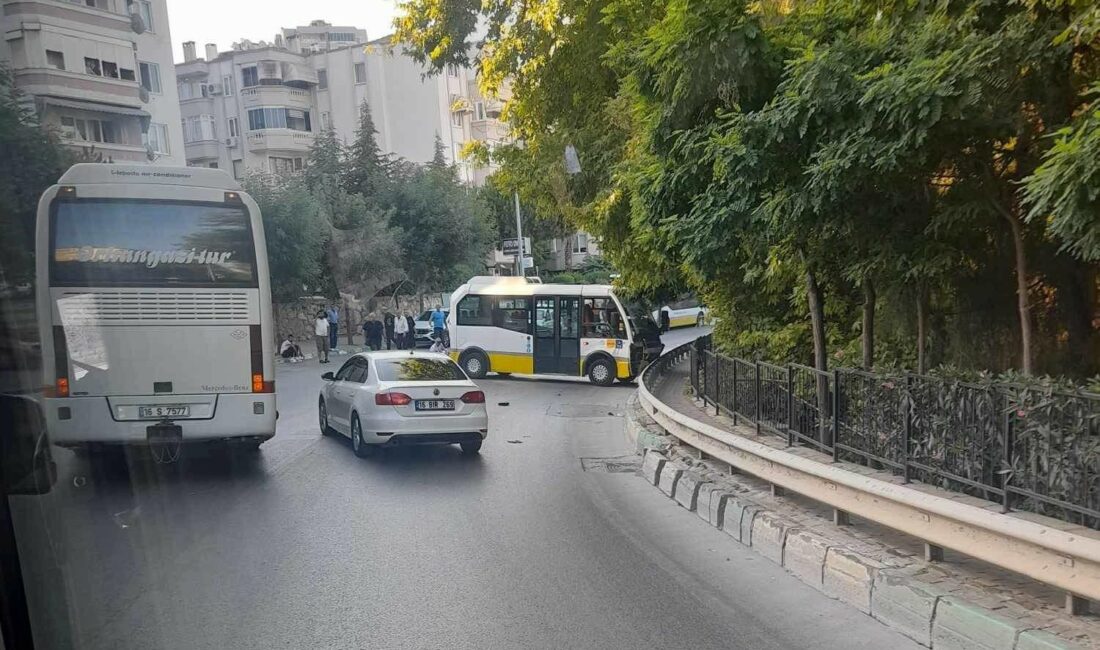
[
  {"xmin": 1004, "ymin": 212, "xmax": 1033, "ymax": 375},
  {"xmin": 805, "ymin": 266, "xmax": 831, "ymax": 446},
  {"xmin": 916, "ymin": 284, "xmax": 928, "ymax": 374},
  {"xmin": 861, "ymin": 276, "xmax": 875, "ymax": 370}
]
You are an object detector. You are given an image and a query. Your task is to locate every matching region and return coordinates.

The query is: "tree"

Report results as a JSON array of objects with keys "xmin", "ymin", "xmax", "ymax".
[
  {"xmin": 242, "ymin": 172, "xmax": 327, "ymax": 301},
  {"xmin": 0, "ymin": 65, "xmax": 70, "ymax": 280},
  {"xmin": 344, "ymin": 101, "xmax": 390, "ymax": 201}
]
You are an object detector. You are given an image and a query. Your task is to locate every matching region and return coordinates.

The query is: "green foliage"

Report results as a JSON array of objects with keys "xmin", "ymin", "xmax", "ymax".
[
  {"xmin": 242, "ymin": 172, "xmax": 327, "ymax": 301},
  {"xmin": 0, "ymin": 65, "xmax": 70, "ymax": 280},
  {"xmin": 344, "ymin": 102, "xmax": 391, "ymax": 201}
]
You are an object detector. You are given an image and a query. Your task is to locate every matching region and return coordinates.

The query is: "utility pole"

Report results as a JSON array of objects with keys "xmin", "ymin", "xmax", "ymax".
[{"xmin": 513, "ymin": 190, "xmax": 525, "ymax": 277}]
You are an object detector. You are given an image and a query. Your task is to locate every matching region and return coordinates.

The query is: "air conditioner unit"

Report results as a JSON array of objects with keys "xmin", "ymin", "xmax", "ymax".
[
  {"xmin": 207, "ymin": 84, "xmax": 223, "ymax": 95},
  {"xmin": 225, "ymin": 136, "xmax": 238, "ymax": 147}
]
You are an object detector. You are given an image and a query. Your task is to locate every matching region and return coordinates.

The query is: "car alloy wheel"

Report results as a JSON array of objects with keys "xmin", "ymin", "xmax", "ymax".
[
  {"xmin": 319, "ymin": 399, "xmax": 331, "ymax": 435},
  {"xmin": 352, "ymin": 415, "xmax": 371, "ymax": 458}
]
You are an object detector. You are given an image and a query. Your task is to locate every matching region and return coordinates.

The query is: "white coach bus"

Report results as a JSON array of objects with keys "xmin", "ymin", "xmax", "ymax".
[
  {"xmin": 448, "ymin": 277, "xmax": 665, "ymax": 385},
  {"xmin": 35, "ymin": 164, "xmax": 276, "ymax": 452}
]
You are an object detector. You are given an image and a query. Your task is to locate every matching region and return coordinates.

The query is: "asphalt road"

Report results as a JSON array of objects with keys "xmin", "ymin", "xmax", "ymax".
[{"xmin": 9, "ymin": 326, "xmax": 918, "ymax": 650}]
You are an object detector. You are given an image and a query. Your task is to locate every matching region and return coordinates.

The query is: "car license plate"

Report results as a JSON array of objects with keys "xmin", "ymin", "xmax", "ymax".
[
  {"xmin": 415, "ymin": 399, "xmax": 455, "ymax": 411},
  {"xmin": 139, "ymin": 405, "xmax": 190, "ymax": 419}
]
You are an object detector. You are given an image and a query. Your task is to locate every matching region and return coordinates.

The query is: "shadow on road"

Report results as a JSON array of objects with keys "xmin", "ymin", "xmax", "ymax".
[{"xmin": 317, "ymin": 433, "xmax": 489, "ymax": 485}]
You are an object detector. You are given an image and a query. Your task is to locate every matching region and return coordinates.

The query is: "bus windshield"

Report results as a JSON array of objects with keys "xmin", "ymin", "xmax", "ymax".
[{"xmin": 50, "ymin": 199, "xmax": 257, "ymax": 287}]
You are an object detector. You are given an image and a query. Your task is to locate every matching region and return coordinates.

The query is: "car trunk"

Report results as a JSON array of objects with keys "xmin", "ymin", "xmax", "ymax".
[{"xmin": 376, "ymin": 380, "xmax": 478, "ymax": 417}]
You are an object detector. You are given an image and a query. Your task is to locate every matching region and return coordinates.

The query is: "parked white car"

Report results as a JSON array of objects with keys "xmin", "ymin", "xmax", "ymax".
[
  {"xmin": 413, "ymin": 309, "xmax": 449, "ymax": 348},
  {"xmin": 318, "ymin": 351, "xmax": 488, "ymax": 457},
  {"xmin": 652, "ymin": 298, "xmax": 708, "ymax": 332}
]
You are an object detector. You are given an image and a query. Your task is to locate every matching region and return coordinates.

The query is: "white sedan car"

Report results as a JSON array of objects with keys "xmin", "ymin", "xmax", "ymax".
[{"xmin": 318, "ymin": 351, "xmax": 488, "ymax": 457}]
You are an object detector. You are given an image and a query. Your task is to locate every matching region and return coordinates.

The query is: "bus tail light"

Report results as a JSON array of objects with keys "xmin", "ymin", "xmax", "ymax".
[
  {"xmin": 252, "ymin": 373, "xmax": 264, "ymax": 393},
  {"xmin": 249, "ymin": 325, "xmax": 272, "ymax": 392},
  {"xmin": 460, "ymin": 391, "xmax": 485, "ymax": 404},
  {"xmin": 376, "ymin": 392, "xmax": 412, "ymax": 406},
  {"xmin": 52, "ymin": 325, "xmax": 69, "ymax": 397},
  {"xmin": 56, "ymin": 377, "xmax": 69, "ymax": 398}
]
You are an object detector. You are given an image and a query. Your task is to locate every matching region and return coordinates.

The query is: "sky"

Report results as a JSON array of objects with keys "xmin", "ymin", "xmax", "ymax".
[{"xmin": 166, "ymin": 0, "xmax": 401, "ymax": 63}]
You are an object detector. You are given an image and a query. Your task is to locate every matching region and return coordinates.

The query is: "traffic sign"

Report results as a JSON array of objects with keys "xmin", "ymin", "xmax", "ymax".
[{"xmin": 501, "ymin": 237, "xmax": 531, "ymax": 257}]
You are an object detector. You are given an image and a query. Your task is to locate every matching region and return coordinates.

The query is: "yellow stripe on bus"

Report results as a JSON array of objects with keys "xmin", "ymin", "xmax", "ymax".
[
  {"xmin": 487, "ymin": 352, "xmax": 535, "ymax": 374},
  {"xmin": 617, "ymin": 359, "xmax": 631, "ymax": 379}
]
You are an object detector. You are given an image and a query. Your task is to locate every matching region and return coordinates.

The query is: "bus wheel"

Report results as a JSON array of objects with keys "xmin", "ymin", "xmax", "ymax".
[
  {"xmin": 587, "ymin": 358, "xmax": 616, "ymax": 387},
  {"xmin": 461, "ymin": 351, "xmax": 489, "ymax": 379}
]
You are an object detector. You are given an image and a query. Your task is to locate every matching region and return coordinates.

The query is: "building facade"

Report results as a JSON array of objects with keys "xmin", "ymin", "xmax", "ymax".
[
  {"xmin": 0, "ymin": 0, "xmax": 184, "ymax": 165},
  {"xmin": 174, "ymin": 21, "xmax": 507, "ymax": 184}
]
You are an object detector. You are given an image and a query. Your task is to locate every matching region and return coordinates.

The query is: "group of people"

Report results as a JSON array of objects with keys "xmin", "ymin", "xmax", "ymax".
[
  {"xmin": 278, "ymin": 305, "xmax": 450, "ymax": 365},
  {"xmin": 362, "ymin": 312, "xmax": 417, "ymax": 351}
]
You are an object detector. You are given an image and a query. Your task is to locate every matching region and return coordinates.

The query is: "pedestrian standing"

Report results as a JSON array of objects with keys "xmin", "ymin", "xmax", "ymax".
[
  {"xmin": 326, "ymin": 304, "xmax": 340, "ymax": 350},
  {"xmin": 314, "ymin": 311, "xmax": 330, "ymax": 363},
  {"xmin": 383, "ymin": 312, "xmax": 396, "ymax": 350},
  {"xmin": 405, "ymin": 313, "xmax": 416, "ymax": 348},
  {"xmin": 394, "ymin": 309, "xmax": 409, "ymax": 349},
  {"xmin": 430, "ymin": 306, "xmax": 447, "ymax": 346}
]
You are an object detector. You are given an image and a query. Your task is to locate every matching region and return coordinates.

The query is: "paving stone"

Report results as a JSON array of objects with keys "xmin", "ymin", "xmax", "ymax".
[
  {"xmin": 823, "ymin": 547, "xmax": 881, "ymax": 614},
  {"xmin": 719, "ymin": 498, "xmax": 757, "ymax": 545},
  {"xmin": 657, "ymin": 461, "xmax": 685, "ymax": 498},
  {"xmin": 1016, "ymin": 629, "xmax": 1083, "ymax": 650},
  {"xmin": 640, "ymin": 449, "xmax": 666, "ymax": 485},
  {"xmin": 871, "ymin": 570, "xmax": 944, "ymax": 647},
  {"xmin": 674, "ymin": 471, "xmax": 709, "ymax": 511},
  {"xmin": 783, "ymin": 529, "xmax": 830, "ymax": 588},
  {"xmin": 932, "ymin": 597, "xmax": 1020, "ymax": 650},
  {"xmin": 750, "ymin": 512, "xmax": 791, "ymax": 565}
]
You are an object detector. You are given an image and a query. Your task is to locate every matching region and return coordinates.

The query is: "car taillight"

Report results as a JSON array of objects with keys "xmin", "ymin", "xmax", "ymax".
[
  {"xmin": 376, "ymin": 392, "xmax": 412, "ymax": 406},
  {"xmin": 460, "ymin": 390, "xmax": 485, "ymax": 404}
]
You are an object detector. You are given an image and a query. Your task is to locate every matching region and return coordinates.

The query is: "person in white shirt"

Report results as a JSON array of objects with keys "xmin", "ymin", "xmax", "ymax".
[
  {"xmin": 280, "ymin": 334, "xmax": 303, "ymax": 361},
  {"xmin": 394, "ymin": 310, "xmax": 410, "ymax": 349},
  {"xmin": 314, "ymin": 312, "xmax": 330, "ymax": 363}
]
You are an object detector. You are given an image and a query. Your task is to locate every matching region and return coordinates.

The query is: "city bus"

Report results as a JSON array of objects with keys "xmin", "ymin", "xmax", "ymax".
[
  {"xmin": 447, "ymin": 277, "xmax": 664, "ymax": 385},
  {"xmin": 35, "ymin": 164, "xmax": 276, "ymax": 452}
]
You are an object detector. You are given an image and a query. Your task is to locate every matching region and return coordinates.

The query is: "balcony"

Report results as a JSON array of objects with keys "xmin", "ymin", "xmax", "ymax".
[
  {"xmin": 15, "ymin": 67, "xmax": 143, "ymax": 108},
  {"xmin": 240, "ymin": 86, "xmax": 312, "ymax": 109},
  {"xmin": 3, "ymin": 0, "xmax": 135, "ymax": 34},
  {"xmin": 246, "ymin": 129, "xmax": 314, "ymax": 152},
  {"xmin": 62, "ymin": 139, "xmax": 148, "ymax": 163},
  {"xmin": 183, "ymin": 139, "xmax": 221, "ymax": 160}
]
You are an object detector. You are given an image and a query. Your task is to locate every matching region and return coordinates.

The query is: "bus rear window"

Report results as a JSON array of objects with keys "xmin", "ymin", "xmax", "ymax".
[{"xmin": 50, "ymin": 199, "xmax": 256, "ymax": 287}]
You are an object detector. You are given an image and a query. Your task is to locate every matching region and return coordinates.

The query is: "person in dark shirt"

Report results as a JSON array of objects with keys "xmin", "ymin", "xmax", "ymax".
[{"xmin": 383, "ymin": 312, "xmax": 396, "ymax": 350}]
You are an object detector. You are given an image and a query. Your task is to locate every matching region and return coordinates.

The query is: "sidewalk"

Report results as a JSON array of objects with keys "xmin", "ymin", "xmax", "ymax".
[{"xmin": 643, "ymin": 360, "xmax": 1100, "ymax": 648}]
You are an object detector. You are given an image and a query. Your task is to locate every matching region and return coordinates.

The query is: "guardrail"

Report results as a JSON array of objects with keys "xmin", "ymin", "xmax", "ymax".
[{"xmin": 639, "ymin": 339, "xmax": 1100, "ymax": 609}]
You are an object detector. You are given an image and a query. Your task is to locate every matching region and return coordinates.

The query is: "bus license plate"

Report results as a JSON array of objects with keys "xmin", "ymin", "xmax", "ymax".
[
  {"xmin": 415, "ymin": 399, "xmax": 455, "ymax": 411},
  {"xmin": 139, "ymin": 405, "xmax": 190, "ymax": 419}
]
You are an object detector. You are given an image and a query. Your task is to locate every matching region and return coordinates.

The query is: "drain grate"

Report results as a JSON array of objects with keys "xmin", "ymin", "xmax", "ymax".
[{"xmin": 579, "ymin": 455, "xmax": 642, "ymax": 473}]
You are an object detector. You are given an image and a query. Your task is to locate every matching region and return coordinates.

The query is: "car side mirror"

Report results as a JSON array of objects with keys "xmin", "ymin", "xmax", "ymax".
[
  {"xmin": 0, "ymin": 394, "xmax": 56, "ymax": 495},
  {"xmin": 321, "ymin": 372, "xmax": 335, "ymax": 381}
]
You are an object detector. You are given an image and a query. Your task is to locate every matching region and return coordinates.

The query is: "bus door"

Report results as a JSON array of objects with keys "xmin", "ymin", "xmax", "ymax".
[{"xmin": 534, "ymin": 297, "xmax": 581, "ymax": 375}]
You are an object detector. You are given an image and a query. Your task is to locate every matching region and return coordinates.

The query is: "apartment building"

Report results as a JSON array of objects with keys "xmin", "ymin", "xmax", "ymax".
[
  {"xmin": 0, "ymin": 0, "xmax": 184, "ymax": 165},
  {"xmin": 174, "ymin": 21, "xmax": 508, "ymax": 184}
]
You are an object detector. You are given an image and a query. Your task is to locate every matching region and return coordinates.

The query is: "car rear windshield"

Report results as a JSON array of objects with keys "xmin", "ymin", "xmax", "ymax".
[
  {"xmin": 376, "ymin": 358, "xmax": 466, "ymax": 382},
  {"xmin": 50, "ymin": 199, "xmax": 256, "ymax": 287}
]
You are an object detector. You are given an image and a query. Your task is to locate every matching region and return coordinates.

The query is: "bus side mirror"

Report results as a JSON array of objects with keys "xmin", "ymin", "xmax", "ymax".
[
  {"xmin": 0, "ymin": 395, "xmax": 56, "ymax": 496},
  {"xmin": 321, "ymin": 372, "xmax": 335, "ymax": 381}
]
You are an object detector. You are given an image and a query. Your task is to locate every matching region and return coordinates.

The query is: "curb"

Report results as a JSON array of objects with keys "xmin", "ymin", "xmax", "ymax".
[{"xmin": 633, "ymin": 413, "xmax": 1084, "ymax": 649}]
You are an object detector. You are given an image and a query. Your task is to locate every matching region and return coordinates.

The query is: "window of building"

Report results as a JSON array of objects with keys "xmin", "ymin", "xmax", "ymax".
[
  {"xmin": 269, "ymin": 156, "xmax": 304, "ymax": 174},
  {"xmin": 84, "ymin": 57, "xmax": 102, "ymax": 76},
  {"xmin": 46, "ymin": 50, "xmax": 65, "ymax": 70},
  {"xmin": 474, "ymin": 102, "xmax": 486, "ymax": 121},
  {"xmin": 232, "ymin": 159, "xmax": 244, "ymax": 179},
  {"xmin": 144, "ymin": 122, "xmax": 169, "ymax": 154},
  {"xmin": 102, "ymin": 61, "xmax": 119, "ymax": 79},
  {"xmin": 227, "ymin": 117, "xmax": 238, "ymax": 137},
  {"xmin": 320, "ymin": 111, "xmax": 330, "ymax": 130},
  {"xmin": 492, "ymin": 297, "xmax": 530, "ymax": 333},
  {"xmin": 247, "ymin": 107, "xmax": 311, "ymax": 131},
  {"xmin": 178, "ymin": 82, "xmax": 193, "ymax": 100},
  {"xmin": 126, "ymin": 0, "xmax": 153, "ymax": 31},
  {"xmin": 241, "ymin": 66, "xmax": 258, "ymax": 88},
  {"xmin": 451, "ymin": 112, "xmax": 462, "ymax": 128},
  {"xmin": 60, "ymin": 116, "xmax": 117, "ymax": 144},
  {"xmin": 138, "ymin": 61, "xmax": 161, "ymax": 93},
  {"xmin": 208, "ymin": 162, "xmax": 218, "ymax": 169},
  {"xmin": 222, "ymin": 75, "xmax": 233, "ymax": 96},
  {"xmin": 119, "ymin": 67, "xmax": 135, "ymax": 81},
  {"xmin": 182, "ymin": 115, "xmax": 217, "ymax": 143},
  {"xmin": 457, "ymin": 295, "xmax": 492, "ymax": 326},
  {"xmin": 574, "ymin": 232, "xmax": 589, "ymax": 253},
  {"xmin": 447, "ymin": 63, "xmax": 458, "ymax": 77},
  {"xmin": 317, "ymin": 69, "xmax": 328, "ymax": 90},
  {"xmin": 354, "ymin": 62, "xmax": 366, "ymax": 84}
]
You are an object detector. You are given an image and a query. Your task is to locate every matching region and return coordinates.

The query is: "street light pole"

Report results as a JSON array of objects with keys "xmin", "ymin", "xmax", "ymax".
[{"xmin": 513, "ymin": 190, "xmax": 525, "ymax": 277}]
